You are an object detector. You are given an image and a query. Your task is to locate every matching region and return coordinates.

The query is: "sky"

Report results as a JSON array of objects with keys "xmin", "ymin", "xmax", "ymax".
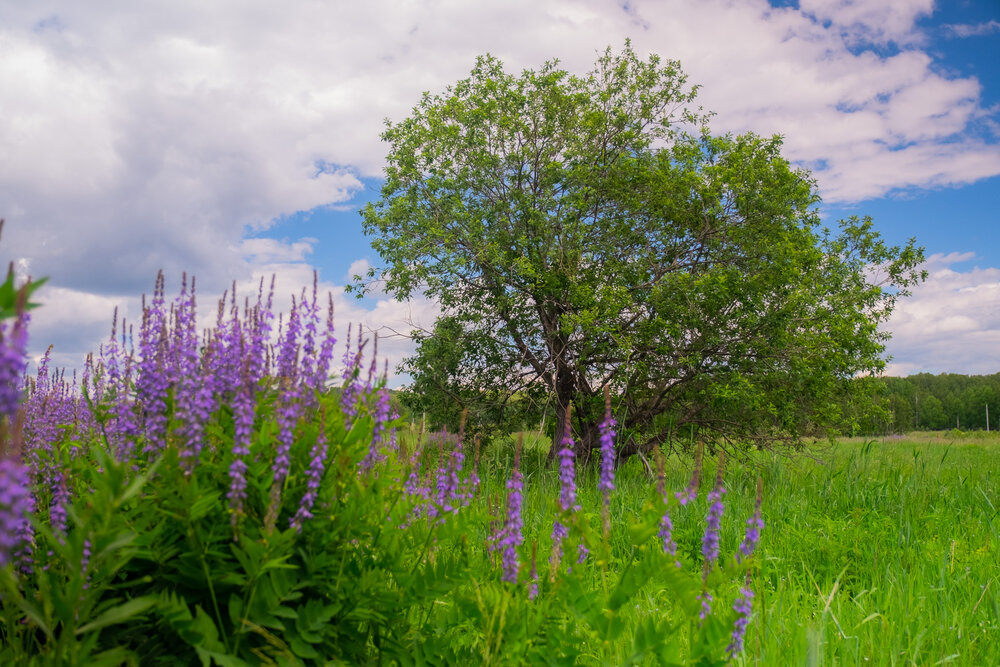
[{"xmin": 1, "ymin": 0, "xmax": 998, "ymax": 382}]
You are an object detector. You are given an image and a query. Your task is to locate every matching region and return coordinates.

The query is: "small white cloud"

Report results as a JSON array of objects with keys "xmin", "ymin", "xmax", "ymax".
[
  {"xmin": 239, "ymin": 237, "xmax": 316, "ymax": 264},
  {"xmin": 347, "ymin": 258, "xmax": 371, "ymax": 280},
  {"xmin": 942, "ymin": 20, "xmax": 1000, "ymax": 39}
]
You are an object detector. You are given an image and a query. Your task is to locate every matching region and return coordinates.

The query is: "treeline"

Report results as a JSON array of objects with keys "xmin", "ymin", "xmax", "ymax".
[{"xmin": 858, "ymin": 372, "xmax": 1000, "ymax": 434}]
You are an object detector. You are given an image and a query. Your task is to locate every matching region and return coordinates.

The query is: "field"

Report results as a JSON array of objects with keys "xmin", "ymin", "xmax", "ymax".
[
  {"xmin": 2, "ymin": 276, "xmax": 998, "ymax": 665},
  {"xmin": 476, "ymin": 431, "xmax": 1000, "ymax": 665}
]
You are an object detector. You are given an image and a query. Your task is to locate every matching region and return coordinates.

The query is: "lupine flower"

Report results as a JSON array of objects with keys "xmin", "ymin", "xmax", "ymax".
[
  {"xmin": 290, "ymin": 411, "xmax": 329, "ymax": 531},
  {"xmin": 433, "ymin": 433, "xmax": 463, "ymax": 513},
  {"xmin": 727, "ymin": 584, "xmax": 755, "ymax": 657},
  {"xmin": 0, "ymin": 456, "xmax": 32, "ymax": 569},
  {"xmin": 598, "ymin": 386, "xmax": 616, "ymax": 498},
  {"xmin": 738, "ymin": 477, "xmax": 765, "ymax": 562},
  {"xmin": 227, "ymin": 374, "xmax": 255, "ymax": 527},
  {"xmin": 659, "ymin": 512, "xmax": 679, "ymax": 565},
  {"xmin": 361, "ymin": 365, "xmax": 392, "ymax": 471},
  {"xmin": 499, "ymin": 466, "xmax": 524, "ymax": 583},
  {"xmin": 702, "ymin": 487, "xmax": 725, "ymax": 566},
  {"xmin": 701, "ymin": 453, "xmax": 726, "ymax": 568},
  {"xmin": 598, "ymin": 386, "xmax": 616, "ymax": 535},
  {"xmin": 676, "ymin": 441, "xmax": 703, "ymax": 506},
  {"xmin": 698, "ymin": 591, "xmax": 713, "ymax": 620},
  {"xmin": 81, "ymin": 538, "xmax": 92, "ymax": 590},
  {"xmin": 48, "ymin": 471, "xmax": 70, "ymax": 538},
  {"xmin": 653, "ymin": 445, "xmax": 680, "ymax": 566},
  {"xmin": 556, "ymin": 414, "xmax": 578, "ymax": 513},
  {"xmin": 576, "ymin": 542, "xmax": 589, "ymax": 564},
  {"xmin": 339, "ymin": 325, "xmax": 366, "ymax": 430},
  {"xmin": 0, "ymin": 308, "xmax": 29, "ymax": 421},
  {"xmin": 550, "ymin": 410, "xmax": 578, "ymax": 571}
]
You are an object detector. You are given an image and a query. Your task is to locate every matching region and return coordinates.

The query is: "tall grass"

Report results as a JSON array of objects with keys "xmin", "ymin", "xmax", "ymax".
[{"xmin": 473, "ymin": 433, "xmax": 998, "ymax": 665}]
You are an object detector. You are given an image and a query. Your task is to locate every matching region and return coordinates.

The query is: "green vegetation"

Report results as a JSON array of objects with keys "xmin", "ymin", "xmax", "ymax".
[
  {"xmin": 500, "ymin": 431, "xmax": 1000, "ymax": 664},
  {"xmin": 861, "ymin": 374, "xmax": 1000, "ymax": 434},
  {"xmin": 357, "ymin": 43, "xmax": 925, "ymax": 461}
]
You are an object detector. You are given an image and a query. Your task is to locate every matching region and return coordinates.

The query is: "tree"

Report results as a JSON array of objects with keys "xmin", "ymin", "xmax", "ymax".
[{"xmin": 356, "ymin": 44, "xmax": 926, "ymax": 461}]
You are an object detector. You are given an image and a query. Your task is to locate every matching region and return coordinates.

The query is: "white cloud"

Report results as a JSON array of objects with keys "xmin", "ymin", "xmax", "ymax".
[
  {"xmin": 942, "ymin": 20, "xmax": 1000, "ymax": 39},
  {"xmin": 0, "ymin": 0, "xmax": 997, "ymax": 378},
  {"xmin": 883, "ymin": 253, "xmax": 1000, "ymax": 376}
]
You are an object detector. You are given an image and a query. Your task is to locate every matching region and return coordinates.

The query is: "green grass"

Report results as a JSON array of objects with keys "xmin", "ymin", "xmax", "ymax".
[{"xmin": 471, "ymin": 432, "xmax": 1000, "ymax": 665}]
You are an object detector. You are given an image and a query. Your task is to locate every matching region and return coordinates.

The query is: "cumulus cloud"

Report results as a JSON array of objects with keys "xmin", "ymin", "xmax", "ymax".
[
  {"xmin": 883, "ymin": 253, "xmax": 1000, "ymax": 376},
  {"xmin": 0, "ymin": 0, "xmax": 997, "ymax": 377}
]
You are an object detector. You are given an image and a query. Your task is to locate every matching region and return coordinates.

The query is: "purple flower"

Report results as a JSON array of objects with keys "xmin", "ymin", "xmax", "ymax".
[
  {"xmin": 727, "ymin": 586, "xmax": 754, "ymax": 657},
  {"xmin": 361, "ymin": 372, "xmax": 392, "ymax": 471},
  {"xmin": 499, "ymin": 468, "xmax": 523, "ymax": 583},
  {"xmin": 698, "ymin": 591, "xmax": 713, "ymax": 620},
  {"xmin": 738, "ymin": 477, "xmax": 765, "ymax": 562},
  {"xmin": 659, "ymin": 510, "xmax": 679, "ymax": 567},
  {"xmin": 80, "ymin": 537, "xmax": 92, "ymax": 590},
  {"xmin": 290, "ymin": 413, "xmax": 329, "ymax": 531},
  {"xmin": 227, "ymin": 378, "xmax": 255, "ymax": 526},
  {"xmin": 339, "ymin": 325, "xmax": 366, "ymax": 430},
  {"xmin": 738, "ymin": 512, "xmax": 764, "ymax": 562},
  {"xmin": 48, "ymin": 470, "xmax": 70, "ymax": 538},
  {"xmin": 701, "ymin": 454, "xmax": 726, "ymax": 569},
  {"xmin": 556, "ymin": 418, "xmax": 578, "ymax": 513},
  {"xmin": 0, "ymin": 456, "xmax": 33, "ymax": 570},
  {"xmin": 702, "ymin": 486, "xmax": 725, "ymax": 567},
  {"xmin": 549, "ymin": 520, "xmax": 568, "ymax": 567},
  {"xmin": 0, "ymin": 309, "xmax": 29, "ymax": 421},
  {"xmin": 137, "ymin": 278, "xmax": 170, "ymax": 454},
  {"xmin": 598, "ymin": 389, "xmax": 616, "ymax": 498}
]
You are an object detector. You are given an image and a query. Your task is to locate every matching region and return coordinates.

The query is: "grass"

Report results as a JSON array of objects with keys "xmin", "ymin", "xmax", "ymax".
[{"xmin": 469, "ymin": 431, "xmax": 1000, "ymax": 665}]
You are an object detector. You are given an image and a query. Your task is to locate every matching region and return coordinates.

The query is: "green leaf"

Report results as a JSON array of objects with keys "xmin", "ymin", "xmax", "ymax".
[{"xmin": 77, "ymin": 596, "xmax": 157, "ymax": 634}]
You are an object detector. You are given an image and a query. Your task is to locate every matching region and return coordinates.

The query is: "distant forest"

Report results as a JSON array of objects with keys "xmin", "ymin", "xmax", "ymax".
[{"xmin": 860, "ymin": 373, "xmax": 1000, "ymax": 434}]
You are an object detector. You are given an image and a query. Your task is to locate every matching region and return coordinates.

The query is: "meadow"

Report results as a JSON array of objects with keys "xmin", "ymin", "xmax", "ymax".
[{"xmin": 0, "ymin": 272, "xmax": 997, "ymax": 665}]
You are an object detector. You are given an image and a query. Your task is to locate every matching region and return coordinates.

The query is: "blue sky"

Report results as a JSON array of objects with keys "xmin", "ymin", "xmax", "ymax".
[{"xmin": 1, "ymin": 0, "xmax": 998, "ymax": 379}]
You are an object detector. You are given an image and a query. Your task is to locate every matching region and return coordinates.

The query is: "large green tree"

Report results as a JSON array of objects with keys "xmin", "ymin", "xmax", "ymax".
[{"xmin": 357, "ymin": 44, "xmax": 925, "ymax": 461}]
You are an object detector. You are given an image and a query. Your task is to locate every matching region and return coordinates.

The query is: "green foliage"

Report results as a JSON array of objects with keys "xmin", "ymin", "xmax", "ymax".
[
  {"xmin": 358, "ymin": 44, "xmax": 926, "ymax": 460},
  {"xmin": 856, "ymin": 372, "xmax": 1000, "ymax": 434},
  {"xmin": 2, "ymin": 379, "xmax": 755, "ymax": 664}
]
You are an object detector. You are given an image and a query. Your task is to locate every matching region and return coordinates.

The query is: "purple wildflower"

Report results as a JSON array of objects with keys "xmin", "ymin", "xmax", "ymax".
[
  {"xmin": 698, "ymin": 591, "xmax": 713, "ymax": 620},
  {"xmin": 137, "ymin": 278, "xmax": 170, "ymax": 454},
  {"xmin": 659, "ymin": 511, "xmax": 679, "ymax": 565},
  {"xmin": 290, "ymin": 411, "xmax": 329, "ymax": 531},
  {"xmin": 701, "ymin": 453, "xmax": 726, "ymax": 569},
  {"xmin": 676, "ymin": 442, "xmax": 703, "ymax": 506},
  {"xmin": 499, "ymin": 467, "xmax": 524, "ymax": 583},
  {"xmin": 556, "ymin": 414, "xmax": 578, "ymax": 513},
  {"xmin": 227, "ymin": 377, "xmax": 255, "ymax": 527},
  {"xmin": 738, "ymin": 477, "xmax": 765, "ymax": 563},
  {"xmin": 433, "ymin": 435, "xmax": 463, "ymax": 513},
  {"xmin": 727, "ymin": 585, "xmax": 755, "ymax": 657},
  {"xmin": 361, "ymin": 365, "xmax": 391, "ymax": 471},
  {"xmin": 48, "ymin": 470, "xmax": 70, "ymax": 538},
  {"xmin": 81, "ymin": 538, "xmax": 91, "ymax": 589},
  {"xmin": 0, "ymin": 456, "xmax": 32, "ymax": 569},
  {"xmin": 0, "ymin": 308, "xmax": 29, "ymax": 420},
  {"xmin": 598, "ymin": 387, "xmax": 616, "ymax": 498},
  {"xmin": 550, "ymin": 410, "xmax": 578, "ymax": 571},
  {"xmin": 653, "ymin": 445, "xmax": 680, "ymax": 566},
  {"xmin": 339, "ymin": 325, "xmax": 365, "ymax": 430},
  {"xmin": 528, "ymin": 542, "xmax": 539, "ymax": 600}
]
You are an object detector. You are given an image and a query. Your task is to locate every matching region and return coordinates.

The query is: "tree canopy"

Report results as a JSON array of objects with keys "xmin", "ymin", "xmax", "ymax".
[{"xmin": 357, "ymin": 44, "xmax": 926, "ymax": 461}]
